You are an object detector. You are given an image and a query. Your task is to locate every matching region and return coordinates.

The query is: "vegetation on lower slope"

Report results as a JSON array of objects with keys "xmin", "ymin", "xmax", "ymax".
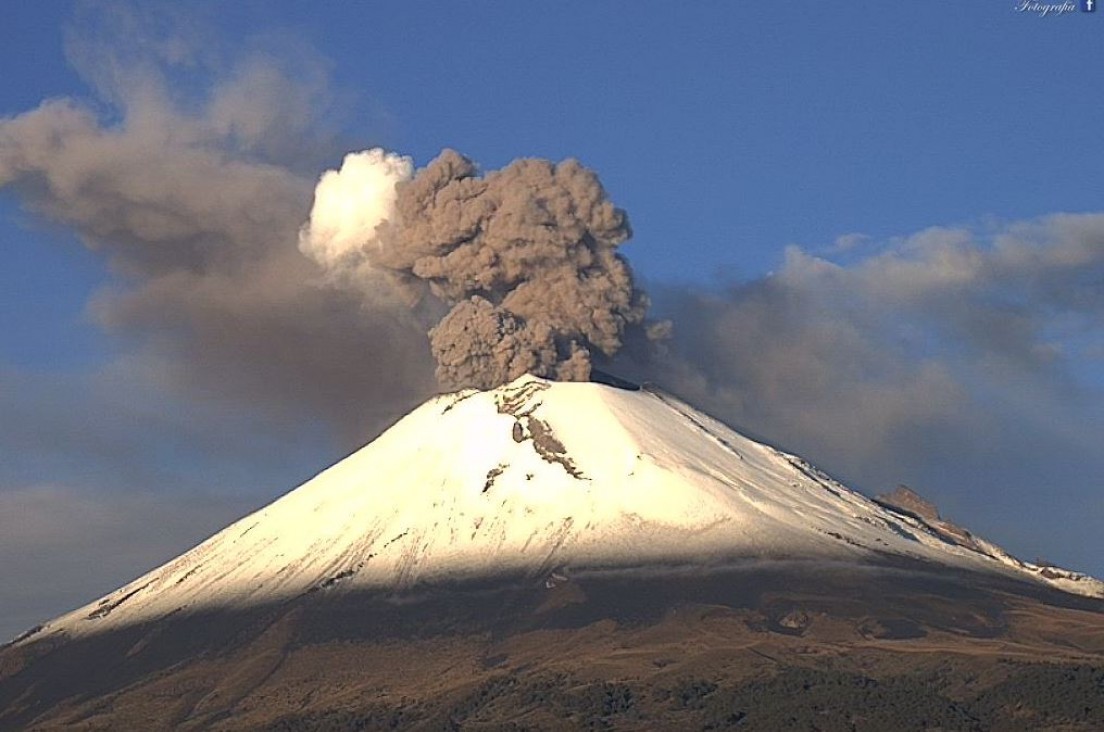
[{"xmin": 265, "ymin": 664, "xmax": 1104, "ymax": 732}]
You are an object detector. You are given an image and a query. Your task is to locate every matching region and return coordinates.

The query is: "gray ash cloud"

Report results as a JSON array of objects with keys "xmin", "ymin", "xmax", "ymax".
[{"xmin": 302, "ymin": 149, "xmax": 653, "ymax": 391}]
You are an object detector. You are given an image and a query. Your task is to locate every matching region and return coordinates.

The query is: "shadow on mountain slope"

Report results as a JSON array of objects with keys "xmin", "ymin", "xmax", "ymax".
[{"xmin": 2, "ymin": 561, "xmax": 1103, "ymax": 731}]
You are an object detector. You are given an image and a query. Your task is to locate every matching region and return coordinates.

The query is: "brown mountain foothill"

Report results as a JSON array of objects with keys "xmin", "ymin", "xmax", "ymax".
[{"xmin": 3, "ymin": 562, "xmax": 1103, "ymax": 731}]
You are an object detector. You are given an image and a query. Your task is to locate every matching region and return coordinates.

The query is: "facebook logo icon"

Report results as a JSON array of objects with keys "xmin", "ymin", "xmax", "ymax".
[{"xmin": 1084, "ymin": 0, "xmax": 1097, "ymax": 11}]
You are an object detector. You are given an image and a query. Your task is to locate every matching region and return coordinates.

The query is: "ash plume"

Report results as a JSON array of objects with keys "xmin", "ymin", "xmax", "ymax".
[
  {"xmin": 0, "ymin": 7, "xmax": 437, "ymax": 446},
  {"xmin": 301, "ymin": 149, "xmax": 651, "ymax": 390}
]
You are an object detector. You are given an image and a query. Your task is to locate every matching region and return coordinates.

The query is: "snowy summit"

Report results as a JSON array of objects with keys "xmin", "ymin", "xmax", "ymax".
[{"xmin": 21, "ymin": 374, "xmax": 1104, "ymax": 644}]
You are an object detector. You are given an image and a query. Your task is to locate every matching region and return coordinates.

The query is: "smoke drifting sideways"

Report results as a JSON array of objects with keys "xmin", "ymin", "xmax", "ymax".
[
  {"xmin": 300, "ymin": 149, "xmax": 655, "ymax": 390},
  {"xmin": 0, "ymin": 24, "xmax": 440, "ymax": 448}
]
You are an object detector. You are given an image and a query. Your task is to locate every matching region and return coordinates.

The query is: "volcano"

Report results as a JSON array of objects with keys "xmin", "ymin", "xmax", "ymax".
[{"xmin": 3, "ymin": 376, "xmax": 1103, "ymax": 731}]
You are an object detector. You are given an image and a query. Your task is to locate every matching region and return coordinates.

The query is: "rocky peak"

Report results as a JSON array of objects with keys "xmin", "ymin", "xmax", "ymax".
[{"xmin": 875, "ymin": 485, "xmax": 941, "ymax": 523}]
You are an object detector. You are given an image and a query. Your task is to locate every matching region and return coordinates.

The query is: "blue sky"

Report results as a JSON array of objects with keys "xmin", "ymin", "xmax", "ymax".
[{"xmin": 1, "ymin": 1, "xmax": 1102, "ymax": 640}]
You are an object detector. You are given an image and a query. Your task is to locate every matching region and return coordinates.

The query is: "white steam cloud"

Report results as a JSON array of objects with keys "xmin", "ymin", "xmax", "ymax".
[{"xmin": 298, "ymin": 148, "xmax": 413, "ymax": 275}]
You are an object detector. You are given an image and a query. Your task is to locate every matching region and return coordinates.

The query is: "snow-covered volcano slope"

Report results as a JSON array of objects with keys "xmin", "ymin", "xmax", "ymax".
[{"xmin": 26, "ymin": 375, "xmax": 1103, "ymax": 643}]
